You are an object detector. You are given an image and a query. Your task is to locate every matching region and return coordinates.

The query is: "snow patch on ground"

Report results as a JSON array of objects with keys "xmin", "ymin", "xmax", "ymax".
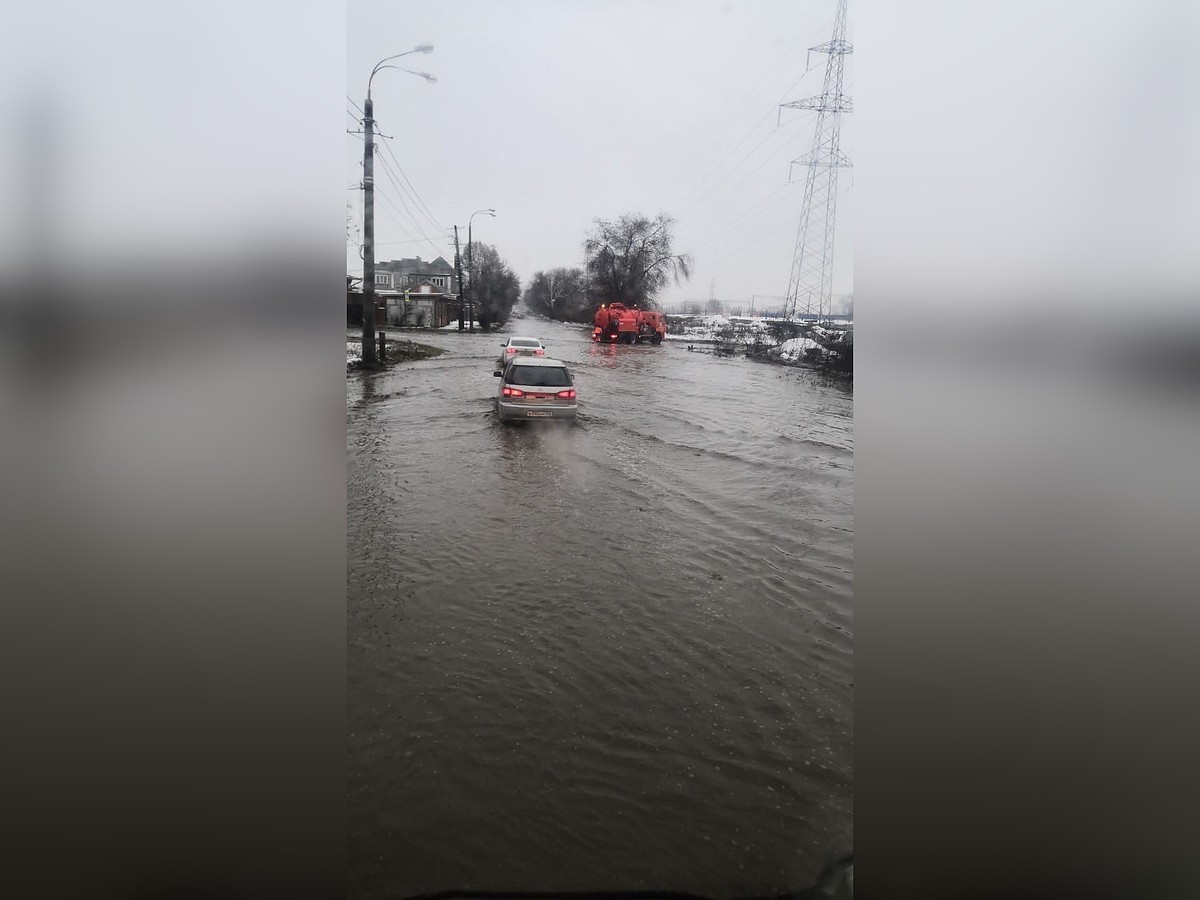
[
  {"xmin": 776, "ymin": 337, "xmax": 823, "ymax": 361},
  {"xmin": 669, "ymin": 315, "xmax": 778, "ymax": 343}
]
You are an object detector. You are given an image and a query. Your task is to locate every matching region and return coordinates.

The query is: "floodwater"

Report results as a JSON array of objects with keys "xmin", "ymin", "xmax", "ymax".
[{"xmin": 347, "ymin": 319, "xmax": 853, "ymax": 898}]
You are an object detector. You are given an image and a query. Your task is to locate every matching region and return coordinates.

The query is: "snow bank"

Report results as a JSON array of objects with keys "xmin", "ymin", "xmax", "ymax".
[
  {"xmin": 670, "ymin": 314, "xmax": 737, "ymax": 341},
  {"xmin": 776, "ymin": 337, "xmax": 822, "ymax": 361}
]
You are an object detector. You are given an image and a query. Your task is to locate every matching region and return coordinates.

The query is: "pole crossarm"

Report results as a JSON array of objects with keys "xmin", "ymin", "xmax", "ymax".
[{"xmin": 782, "ymin": 93, "xmax": 853, "ymax": 114}]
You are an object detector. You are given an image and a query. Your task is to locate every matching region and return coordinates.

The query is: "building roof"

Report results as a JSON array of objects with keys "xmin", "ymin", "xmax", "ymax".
[{"xmin": 378, "ymin": 255, "xmax": 454, "ymax": 273}]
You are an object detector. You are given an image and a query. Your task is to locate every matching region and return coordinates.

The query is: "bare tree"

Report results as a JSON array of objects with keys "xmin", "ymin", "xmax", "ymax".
[
  {"xmin": 524, "ymin": 268, "xmax": 588, "ymax": 321},
  {"xmin": 584, "ymin": 213, "xmax": 692, "ymax": 310},
  {"xmin": 467, "ymin": 242, "xmax": 521, "ymax": 331}
]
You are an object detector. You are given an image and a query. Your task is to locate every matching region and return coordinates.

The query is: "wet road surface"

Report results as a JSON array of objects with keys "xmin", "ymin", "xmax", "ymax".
[{"xmin": 347, "ymin": 319, "xmax": 852, "ymax": 898}]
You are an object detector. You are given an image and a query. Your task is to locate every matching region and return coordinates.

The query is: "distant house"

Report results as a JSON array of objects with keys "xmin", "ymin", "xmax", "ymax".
[
  {"xmin": 373, "ymin": 255, "xmax": 459, "ymax": 295},
  {"xmin": 373, "ymin": 255, "xmax": 459, "ymax": 328}
]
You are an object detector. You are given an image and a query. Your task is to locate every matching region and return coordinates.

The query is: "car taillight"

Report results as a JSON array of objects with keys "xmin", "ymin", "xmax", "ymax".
[
  {"xmin": 535, "ymin": 348, "xmax": 544, "ymax": 355},
  {"xmin": 556, "ymin": 389, "xmax": 576, "ymax": 399},
  {"xmin": 502, "ymin": 387, "xmax": 524, "ymax": 398},
  {"xmin": 506, "ymin": 347, "xmax": 517, "ymax": 353}
]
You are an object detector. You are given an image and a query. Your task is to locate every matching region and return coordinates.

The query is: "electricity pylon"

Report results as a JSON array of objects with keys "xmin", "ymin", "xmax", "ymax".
[{"xmin": 781, "ymin": 0, "xmax": 852, "ymax": 323}]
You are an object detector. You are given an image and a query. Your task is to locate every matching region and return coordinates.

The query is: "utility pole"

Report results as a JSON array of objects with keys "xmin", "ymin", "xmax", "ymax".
[
  {"xmin": 361, "ymin": 97, "xmax": 378, "ymax": 366},
  {"xmin": 358, "ymin": 43, "xmax": 436, "ymax": 363},
  {"xmin": 453, "ymin": 225, "xmax": 465, "ymax": 330},
  {"xmin": 465, "ymin": 228, "xmax": 474, "ymax": 333}
]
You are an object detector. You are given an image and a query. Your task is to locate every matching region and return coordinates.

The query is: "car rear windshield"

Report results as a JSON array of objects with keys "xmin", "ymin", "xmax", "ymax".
[
  {"xmin": 511, "ymin": 339, "xmax": 540, "ymax": 348},
  {"xmin": 507, "ymin": 366, "xmax": 571, "ymax": 387}
]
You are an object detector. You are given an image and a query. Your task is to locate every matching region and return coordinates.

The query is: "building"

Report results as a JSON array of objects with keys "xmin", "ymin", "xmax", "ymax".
[
  {"xmin": 383, "ymin": 290, "xmax": 453, "ymax": 328},
  {"xmin": 371, "ymin": 256, "xmax": 459, "ymax": 328},
  {"xmin": 373, "ymin": 256, "xmax": 458, "ymax": 295}
]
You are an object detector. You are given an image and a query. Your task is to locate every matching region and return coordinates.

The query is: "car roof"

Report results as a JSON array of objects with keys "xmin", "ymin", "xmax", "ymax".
[
  {"xmin": 506, "ymin": 356, "xmax": 568, "ymax": 368},
  {"xmin": 506, "ymin": 336, "xmax": 543, "ymax": 344}
]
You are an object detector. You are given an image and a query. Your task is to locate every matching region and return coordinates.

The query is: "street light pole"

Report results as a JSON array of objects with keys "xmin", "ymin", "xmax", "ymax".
[
  {"xmin": 359, "ymin": 44, "xmax": 435, "ymax": 367},
  {"xmin": 453, "ymin": 225, "xmax": 465, "ymax": 331},
  {"xmin": 466, "ymin": 208, "xmax": 495, "ymax": 333},
  {"xmin": 361, "ymin": 97, "xmax": 377, "ymax": 366}
]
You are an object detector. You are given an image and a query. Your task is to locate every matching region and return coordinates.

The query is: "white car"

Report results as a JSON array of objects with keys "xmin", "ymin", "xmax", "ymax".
[
  {"xmin": 497, "ymin": 336, "xmax": 545, "ymax": 369},
  {"xmin": 494, "ymin": 357, "xmax": 578, "ymax": 423}
]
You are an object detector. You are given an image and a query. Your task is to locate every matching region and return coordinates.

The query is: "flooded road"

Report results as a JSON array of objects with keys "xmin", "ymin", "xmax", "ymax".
[{"xmin": 347, "ymin": 319, "xmax": 853, "ymax": 898}]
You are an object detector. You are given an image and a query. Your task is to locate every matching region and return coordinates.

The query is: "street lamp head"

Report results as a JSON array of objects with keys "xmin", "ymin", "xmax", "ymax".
[
  {"xmin": 370, "ymin": 65, "xmax": 438, "ymax": 94},
  {"xmin": 368, "ymin": 44, "xmax": 437, "ymax": 96}
]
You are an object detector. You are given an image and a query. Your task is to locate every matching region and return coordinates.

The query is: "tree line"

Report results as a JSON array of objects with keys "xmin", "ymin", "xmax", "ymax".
[
  {"xmin": 465, "ymin": 212, "xmax": 692, "ymax": 327},
  {"xmin": 523, "ymin": 212, "xmax": 692, "ymax": 323}
]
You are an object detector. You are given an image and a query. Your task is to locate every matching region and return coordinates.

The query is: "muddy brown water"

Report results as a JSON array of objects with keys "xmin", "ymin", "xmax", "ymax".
[{"xmin": 347, "ymin": 319, "xmax": 852, "ymax": 898}]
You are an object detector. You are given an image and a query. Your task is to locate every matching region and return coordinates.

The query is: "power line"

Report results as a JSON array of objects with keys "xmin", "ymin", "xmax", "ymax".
[
  {"xmin": 374, "ymin": 237, "xmax": 448, "ymax": 246},
  {"xmin": 688, "ymin": 178, "xmax": 802, "ymax": 253},
  {"xmin": 679, "ymin": 127, "xmax": 777, "ymax": 216},
  {"xmin": 369, "ymin": 184, "xmax": 424, "ymax": 242},
  {"xmin": 350, "ymin": 161, "xmax": 444, "ymax": 254},
  {"xmin": 350, "ymin": 98, "xmax": 440, "ymax": 226},
  {"xmin": 725, "ymin": 115, "xmax": 816, "ymax": 194},
  {"xmin": 710, "ymin": 25, "xmax": 817, "ymax": 128},
  {"xmin": 374, "ymin": 151, "xmax": 425, "ymax": 229},
  {"xmin": 679, "ymin": 109, "xmax": 813, "ymax": 219},
  {"xmin": 357, "ymin": 106, "xmax": 444, "ymax": 236},
  {"xmin": 702, "ymin": 199, "xmax": 800, "ymax": 270},
  {"xmin": 677, "ymin": 64, "xmax": 820, "ymax": 212},
  {"xmin": 376, "ymin": 135, "xmax": 444, "ymax": 233},
  {"xmin": 373, "ymin": 150, "xmax": 444, "ymax": 255},
  {"xmin": 374, "ymin": 187, "xmax": 444, "ymax": 256},
  {"xmin": 348, "ymin": 95, "xmax": 444, "ymax": 248},
  {"xmin": 704, "ymin": 228, "xmax": 786, "ymax": 271}
]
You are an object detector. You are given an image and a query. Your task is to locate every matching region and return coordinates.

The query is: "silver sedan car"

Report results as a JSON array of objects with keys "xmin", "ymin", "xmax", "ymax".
[
  {"xmin": 496, "ymin": 336, "xmax": 545, "ymax": 370},
  {"xmin": 494, "ymin": 357, "xmax": 578, "ymax": 423}
]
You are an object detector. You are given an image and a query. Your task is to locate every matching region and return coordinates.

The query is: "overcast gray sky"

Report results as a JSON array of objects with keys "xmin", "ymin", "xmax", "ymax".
[{"xmin": 346, "ymin": 0, "xmax": 853, "ymax": 312}]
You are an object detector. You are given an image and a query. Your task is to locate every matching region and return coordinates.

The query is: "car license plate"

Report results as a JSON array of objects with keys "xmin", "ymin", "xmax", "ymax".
[{"xmin": 526, "ymin": 411, "xmax": 551, "ymax": 418}]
